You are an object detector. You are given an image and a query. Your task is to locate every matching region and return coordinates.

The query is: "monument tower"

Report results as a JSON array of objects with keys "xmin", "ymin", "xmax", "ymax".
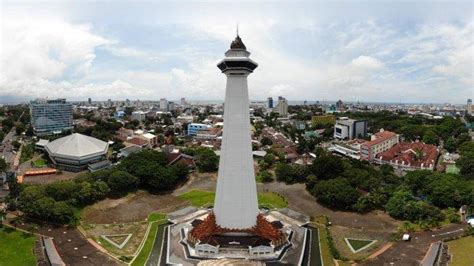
[
  {"xmin": 168, "ymin": 33, "xmax": 309, "ymax": 264},
  {"xmin": 213, "ymin": 33, "xmax": 259, "ymax": 229}
]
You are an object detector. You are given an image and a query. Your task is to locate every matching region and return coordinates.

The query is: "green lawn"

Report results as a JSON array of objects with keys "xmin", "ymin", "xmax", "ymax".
[
  {"xmin": 447, "ymin": 236, "xmax": 474, "ymax": 266},
  {"xmin": 32, "ymin": 158, "xmax": 47, "ymax": 168},
  {"xmin": 19, "ymin": 143, "xmax": 35, "ymax": 164},
  {"xmin": 346, "ymin": 238, "xmax": 374, "ymax": 252},
  {"xmin": 177, "ymin": 190, "xmax": 288, "ymax": 209},
  {"xmin": 0, "ymin": 227, "xmax": 37, "ymax": 266},
  {"xmin": 311, "ymin": 223, "xmax": 334, "ymax": 266},
  {"xmin": 257, "ymin": 192, "xmax": 288, "ymax": 209},
  {"xmin": 148, "ymin": 213, "xmax": 166, "ymax": 223},
  {"xmin": 178, "ymin": 190, "xmax": 215, "ymax": 207}
]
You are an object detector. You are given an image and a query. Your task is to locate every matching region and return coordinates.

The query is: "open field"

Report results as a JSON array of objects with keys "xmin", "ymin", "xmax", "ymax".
[
  {"xmin": 330, "ymin": 225, "xmax": 387, "ymax": 261},
  {"xmin": 82, "ymin": 190, "xmax": 187, "ymax": 224},
  {"xmin": 447, "ymin": 236, "xmax": 474, "ymax": 266},
  {"xmin": 0, "ymin": 227, "xmax": 37, "ymax": 266},
  {"xmin": 83, "ymin": 221, "xmax": 148, "ymax": 257},
  {"xmin": 177, "ymin": 189, "xmax": 288, "ymax": 209}
]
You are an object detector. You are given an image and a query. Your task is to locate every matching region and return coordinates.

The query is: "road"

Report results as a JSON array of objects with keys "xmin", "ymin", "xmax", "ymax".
[{"xmin": 1, "ymin": 127, "xmax": 16, "ymax": 166}]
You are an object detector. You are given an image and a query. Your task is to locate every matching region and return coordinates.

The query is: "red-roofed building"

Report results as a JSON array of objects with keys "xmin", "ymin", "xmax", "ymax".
[
  {"xmin": 373, "ymin": 141, "xmax": 439, "ymax": 171},
  {"xmin": 361, "ymin": 129, "xmax": 399, "ymax": 161},
  {"xmin": 126, "ymin": 137, "xmax": 149, "ymax": 147}
]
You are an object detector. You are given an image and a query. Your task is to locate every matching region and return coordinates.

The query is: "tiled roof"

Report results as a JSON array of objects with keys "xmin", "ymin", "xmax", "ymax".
[
  {"xmin": 377, "ymin": 142, "xmax": 438, "ymax": 167},
  {"xmin": 363, "ymin": 131, "xmax": 397, "ymax": 147}
]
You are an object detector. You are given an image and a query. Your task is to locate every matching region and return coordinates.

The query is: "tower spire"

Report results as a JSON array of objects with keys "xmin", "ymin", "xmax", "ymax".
[{"xmin": 236, "ymin": 23, "xmax": 239, "ymax": 37}]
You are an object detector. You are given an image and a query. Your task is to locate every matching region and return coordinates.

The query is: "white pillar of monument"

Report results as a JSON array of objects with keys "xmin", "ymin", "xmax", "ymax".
[{"xmin": 213, "ymin": 35, "xmax": 259, "ymax": 229}]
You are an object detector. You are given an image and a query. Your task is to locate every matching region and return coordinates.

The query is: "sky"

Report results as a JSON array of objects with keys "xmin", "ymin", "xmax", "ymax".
[{"xmin": 0, "ymin": 1, "xmax": 473, "ymax": 104}]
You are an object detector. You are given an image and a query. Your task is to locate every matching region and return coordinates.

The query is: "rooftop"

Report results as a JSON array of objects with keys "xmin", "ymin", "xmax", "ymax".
[{"xmin": 46, "ymin": 133, "xmax": 108, "ymax": 158}]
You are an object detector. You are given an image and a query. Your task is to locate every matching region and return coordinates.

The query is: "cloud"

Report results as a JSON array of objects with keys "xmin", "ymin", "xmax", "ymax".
[
  {"xmin": 0, "ymin": 2, "xmax": 472, "ymax": 104},
  {"xmin": 351, "ymin": 56, "xmax": 384, "ymax": 70}
]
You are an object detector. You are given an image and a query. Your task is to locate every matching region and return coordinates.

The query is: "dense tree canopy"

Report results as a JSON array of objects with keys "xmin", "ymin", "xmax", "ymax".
[{"xmin": 311, "ymin": 178, "xmax": 360, "ymax": 210}]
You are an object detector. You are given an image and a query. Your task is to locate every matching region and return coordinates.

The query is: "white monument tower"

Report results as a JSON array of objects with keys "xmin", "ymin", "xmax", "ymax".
[{"xmin": 213, "ymin": 33, "xmax": 259, "ymax": 229}]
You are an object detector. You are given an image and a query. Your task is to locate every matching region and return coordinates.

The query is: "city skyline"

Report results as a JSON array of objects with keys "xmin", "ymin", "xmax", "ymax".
[{"xmin": 1, "ymin": 1, "xmax": 473, "ymax": 104}]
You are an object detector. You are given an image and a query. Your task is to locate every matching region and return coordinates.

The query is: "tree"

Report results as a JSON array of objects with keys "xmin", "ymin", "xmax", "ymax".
[
  {"xmin": 12, "ymin": 141, "xmax": 21, "ymax": 150},
  {"xmin": 385, "ymin": 190, "xmax": 414, "ymax": 219},
  {"xmin": 309, "ymin": 154, "xmax": 344, "ymax": 180},
  {"xmin": 15, "ymin": 123, "xmax": 25, "ymax": 135},
  {"xmin": 195, "ymin": 148, "xmax": 219, "ymax": 172},
  {"xmin": 311, "ymin": 178, "xmax": 360, "ymax": 210},
  {"xmin": 106, "ymin": 170, "xmax": 138, "ymax": 192},
  {"xmin": 422, "ymin": 130, "xmax": 438, "ymax": 145},
  {"xmin": 0, "ymin": 158, "xmax": 7, "ymax": 173},
  {"xmin": 25, "ymin": 126, "xmax": 34, "ymax": 137},
  {"xmin": 426, "ymin": 173, "xmax": 473, "ymax": 208},
  {"xmin": 457, "ymin": 155, "xmax": 474, "ymax": 180},
  {"xmin": 444, "ymin": 137, "xmax": 457, "ymax": 153},
  {"xmin": 260, "ymin": 137, "xmax": 273, "ymax": 146},
  {"xmin": 257, "ymin": 170, "xmax": 274, "ymax": 183}
]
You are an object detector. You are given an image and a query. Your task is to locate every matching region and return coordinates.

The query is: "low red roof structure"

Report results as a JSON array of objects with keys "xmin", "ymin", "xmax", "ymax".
[{"xmin": 374, "ymin": 141, "xmax": 439, "ymax": 170}]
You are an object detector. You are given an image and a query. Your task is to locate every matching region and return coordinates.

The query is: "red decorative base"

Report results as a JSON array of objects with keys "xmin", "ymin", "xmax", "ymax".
[{"xmin": 188, "ymin": 212, "xmax": 286, "ymax": 247}]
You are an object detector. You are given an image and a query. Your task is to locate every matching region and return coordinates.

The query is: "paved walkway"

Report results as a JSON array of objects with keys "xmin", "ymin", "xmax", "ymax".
[
  {"xmin": 363, "ymin": 223, "xmax": 467, "ymax": 265},
  {"xmin": 146, "ymin": 223, "xmax": 167, "ymax": 266}
]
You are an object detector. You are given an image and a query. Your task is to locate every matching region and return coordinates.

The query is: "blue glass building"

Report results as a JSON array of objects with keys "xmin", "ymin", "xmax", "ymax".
[{"xmin": 30, "ymin": 98, "xmax": 73, "ymax": 136}]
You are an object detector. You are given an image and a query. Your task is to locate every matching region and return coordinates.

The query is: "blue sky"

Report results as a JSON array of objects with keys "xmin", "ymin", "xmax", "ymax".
[{"xmin": 0, "ymin": 1, "xmax": 473, "ymax": 104}]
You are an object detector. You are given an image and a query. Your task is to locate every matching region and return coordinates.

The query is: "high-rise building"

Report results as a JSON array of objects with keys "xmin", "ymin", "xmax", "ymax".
[
  {"xmin": 336, "ymin": 99, "xmax": 344, "ymax": 110},
  {"xmin": 88, "ymin": 98, "xmax": 92, "ymax": 105},
  {"xmin": 168, "ymin": 101, "xmax": 176, "ymax": 111},
  {"xmin": 180, "ymin": 97, "xmax": 187, "ymax": 106},
  {"xmin": 160, "ymin": 98, "xmax": 168, "ymax": 111},
  {"xmin": 275, "ymin": 96, "xmax": 288, "ymax": 116},
  {"xmin": 468, "ymin": 99, "xmax": 472, "ymax": 115},
  {"xmin": 267, "ymin": 97, "xmax": 273, "ymax": 108},
  {"xmin": 30, "ymin": 98, "xmax": 73, "ymax": 136}
]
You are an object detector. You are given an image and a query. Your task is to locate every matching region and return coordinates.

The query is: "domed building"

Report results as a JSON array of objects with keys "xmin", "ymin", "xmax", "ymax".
[{"xmin": 45, "ymin": 133, "xmax": 109, "ymax": 172}]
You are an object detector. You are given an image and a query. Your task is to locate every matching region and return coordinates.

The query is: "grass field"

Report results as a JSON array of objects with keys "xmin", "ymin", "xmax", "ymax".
[
  {"xmin": 0, "ymin": 227, "xmax": 37, "ymax": 266},
  {"xmin": 32, "ymin": 158, "xmax": 47, "ymax": 168},
  {"xmin": 178, "ymin": 190, "xmax": 288, "ymax": 209},
  {"xmin": 131, "ymin": 213, "xmax": 167, "ymax": 266},
  {"xmin": 447, "ymin": 236, "xmax": 474, "ymax": 266},
  {"xmin": 309, "ymin": 222, "xmax": 335, "ymax": 266}
]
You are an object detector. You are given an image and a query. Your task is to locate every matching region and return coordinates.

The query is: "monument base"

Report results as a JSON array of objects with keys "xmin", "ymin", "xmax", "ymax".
[{"xmin": 163, "ymin": 207, "xmax": 310, "ymax": 265}]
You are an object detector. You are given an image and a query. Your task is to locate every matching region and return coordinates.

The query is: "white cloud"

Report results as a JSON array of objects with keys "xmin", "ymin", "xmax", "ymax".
[
  {"xmin": 0, "ymin": 3, "xmax": 472, "ymax": 104},
  {"xmin": 351, "ymin": 56, "xmax": 384, "ymax": 70}
]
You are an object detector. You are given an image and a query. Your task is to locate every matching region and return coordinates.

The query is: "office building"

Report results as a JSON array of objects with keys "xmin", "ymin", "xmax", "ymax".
[
  {"xmin": 187, "ymin": 123, "xmax": 211, "ymax": 136},
  {"xmin": 180, "ymin": 97, "xmax": 187, "ymax": 106},
  {"xmin": 131, "ymin": 111, "xmax": 147, "ymax": 122},
  {"xmin": 275, "ymin": 96, "xmax": 288, "ymax": 116},
  {"xmin": 334, "ymin": 117, "xmax": 367, "ymax": 140},
  {"xmin": 267, "ymin": 97, "xmax": 273, "ymax": 108},
  {"xmin": 360, "ymin": 129, "xmax": 399, "ymax": 161},
  {"xmin": 160, "ymin": 98, "xmax": 168, "ymax": 111},
  {"xmin": 168, "ymin": 101, "xmax": 176, "ymax": 111},
  {"xmin": 468, "ymin": 99, "xmax": 473, "ymax": 115},
  {"xmin": 30, "ymin": 98, "xmax": 73, "ymax": 136}
]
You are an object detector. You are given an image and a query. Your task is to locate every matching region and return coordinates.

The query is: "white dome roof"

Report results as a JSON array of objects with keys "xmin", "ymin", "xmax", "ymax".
[{"xmin": 46, "ymin": 133, "xmax": 108, "ymax": 159}]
